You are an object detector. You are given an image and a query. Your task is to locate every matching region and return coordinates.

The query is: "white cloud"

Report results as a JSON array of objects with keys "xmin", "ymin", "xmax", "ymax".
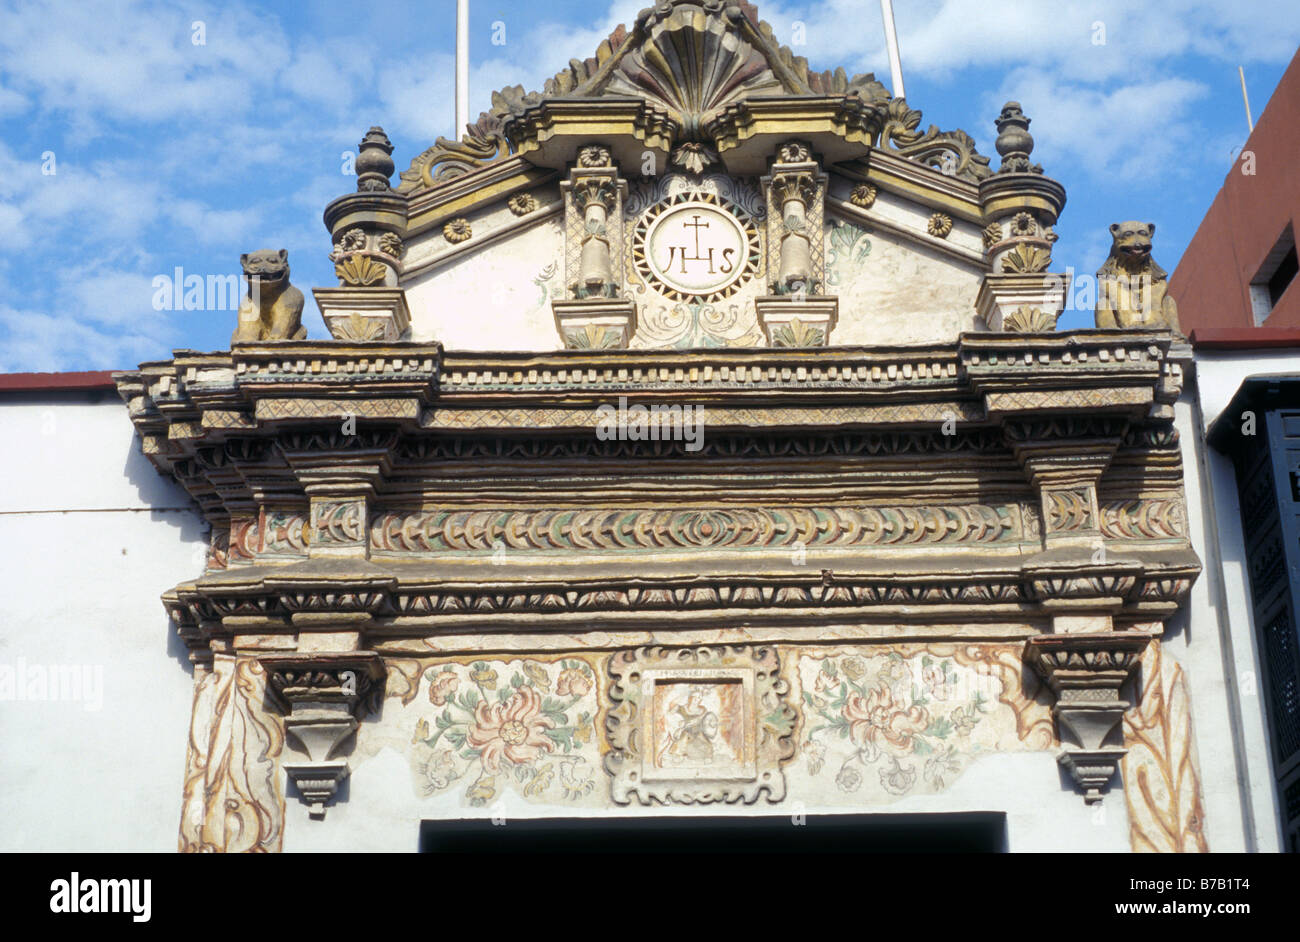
[{"xmin": 984, "ymin": 69, "xmax": 1209, "ymax": 180}]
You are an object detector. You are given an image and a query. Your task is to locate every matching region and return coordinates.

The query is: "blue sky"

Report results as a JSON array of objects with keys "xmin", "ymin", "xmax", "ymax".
[{"xmin": 1, "ymin": 0, "xmax": 1297, "ymax": 372}]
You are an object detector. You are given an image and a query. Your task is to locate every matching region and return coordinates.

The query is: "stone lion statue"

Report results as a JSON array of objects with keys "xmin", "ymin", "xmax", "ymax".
[
  {"xmin": 231, "ymin": 249, "xmax": 306, "ymax": 343},
  {"xmin": 1094, "ymin": 222, "xmax": 1182, "ymax": 336}
]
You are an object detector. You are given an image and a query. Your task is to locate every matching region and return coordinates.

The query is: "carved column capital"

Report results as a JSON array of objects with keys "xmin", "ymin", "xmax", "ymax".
[
  {"xmin": 1024, "ymin": 633, "xmax": 1148, "ymax": 803},
  {"xmin": 570, "ymin": 176, "xmax": 618, "ymax": 212},
  {"xmin": 259, "ymin": 652, "xmax": 386, "ymax": 817},
  {"xmin": 770, "ymin": 168, "xmax": 817, "ymax": 207}
]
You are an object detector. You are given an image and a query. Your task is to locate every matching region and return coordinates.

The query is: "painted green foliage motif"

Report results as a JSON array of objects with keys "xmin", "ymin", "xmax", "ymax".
[
  {"xmin": 412, "ymin": 658, "xmax": 599, "ymax": 806},
  {"xmin": 826, "ymin": 220, "xmax": 871, "ymax": 287},
  {"xmin": 801, "ymin": 652, "xmax": 997, "ymax": 797}
]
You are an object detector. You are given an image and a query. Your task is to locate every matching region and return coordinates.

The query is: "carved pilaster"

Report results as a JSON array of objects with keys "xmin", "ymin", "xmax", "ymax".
[
  {"xmin": 1025, "ymin": 633, "xmax": 1148, "ymax": 803},
  {"xmin": 758, "ymin": 140, "xmax": 837, "ymax": 345},
  {"xmin": 555, "ymin": 145, "xmax": 635, "ymax": 348},
  {"xmin": 259, "ymin": 652, "xmax": 386, "ymax": 817},
  {"xmin": 762, "ymin": 141, "xmax": 828, "ymax": 296}
]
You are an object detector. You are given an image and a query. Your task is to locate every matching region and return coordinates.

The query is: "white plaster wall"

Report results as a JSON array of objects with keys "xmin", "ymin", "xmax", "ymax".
[
  {"xmin": 1178, "ymin": 349, "xmax": 1300, "ymax": 852},
  {"xmin": 404, "ymin": 215, "xmax": 565, "ymax": 351},
  {"xmin": 828, "ymin": 217, "xmax": 983, "ymax": 346},
  {"xmin": 282, "ymin": 746, "xmax": 1128, "ymax": 852},
  {"xmin": 0, "ymin": 392, "xmax": 204, "ymax": 851}
]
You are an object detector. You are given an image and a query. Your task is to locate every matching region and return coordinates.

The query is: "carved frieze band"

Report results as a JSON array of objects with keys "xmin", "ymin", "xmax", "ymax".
[
  {"xmin": 371, "ymin": 504, "xmax": 1026, "ymax": 554},
  {"xmin": 194, "ymin": 496, "xmax": 1186, "ymax": 580}
]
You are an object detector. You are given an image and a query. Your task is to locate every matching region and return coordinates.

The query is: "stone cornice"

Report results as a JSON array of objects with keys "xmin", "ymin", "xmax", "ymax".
[
  {"xmin": 115, "ymin": 330, "xmax": 1180, "ymax": 445},
  {"xmin": 834, "ymin": 150, "xmax": 982, "ymax": 221},
  {"xmin": 117, "ymin": 327, "xmax": 1198, "ymax": 666}
]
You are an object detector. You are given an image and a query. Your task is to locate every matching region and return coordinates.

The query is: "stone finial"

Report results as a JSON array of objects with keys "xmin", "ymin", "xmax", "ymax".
[
  {"xmin": 1095, "ymin": 221, "xmax": 1183, "ymax": 336},
  {"xmin": 356, "ymin": 126, "xmax": 395, "ymax": 192},
  {"xmin": 994, "ymin": 101, "xmax": 1041, "ymax": 174}
]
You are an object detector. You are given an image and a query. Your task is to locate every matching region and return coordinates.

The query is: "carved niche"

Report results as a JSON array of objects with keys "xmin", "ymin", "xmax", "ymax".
[{"xmin": 554, "ymin": 144, "xmax": 638, "ymax": 348}]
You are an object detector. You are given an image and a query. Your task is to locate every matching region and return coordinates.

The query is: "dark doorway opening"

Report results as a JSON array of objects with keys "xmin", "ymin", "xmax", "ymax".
[{"xmin": 419, "ymin": 812, "xmax": 1006, "ymax": 853}]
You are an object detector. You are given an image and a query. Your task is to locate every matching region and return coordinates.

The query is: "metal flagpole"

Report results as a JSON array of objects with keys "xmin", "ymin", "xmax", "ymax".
[
  {"xmin": 456, "ymin": 0, "xmax": 470, "ymax": 140},
  {"xmin": 880, "ymin": 0, "xmax": 905, "ymax": 101},
  {"xmin": 1239, "ymin": 66, "xmax": 1254, "ymax": 134}
]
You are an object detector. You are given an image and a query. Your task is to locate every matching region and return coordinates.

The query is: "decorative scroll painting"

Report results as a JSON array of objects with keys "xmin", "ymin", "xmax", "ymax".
[
  {"xmin": 1121, "ymin": 641, "xmax": 1209, "ymax": 852},
  {"xmin": 178, "ymin": 656, "xmax": 285, "ymax": 853},
  {"xmin": 791, "ymin": 644, "xmax": 1054, "ymax": 802}
]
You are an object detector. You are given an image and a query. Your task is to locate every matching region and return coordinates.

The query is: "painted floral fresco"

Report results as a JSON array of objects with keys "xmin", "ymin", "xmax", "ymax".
[
  {"xmin": 404, "ymin": 657, "xmax": 602, "ymax": 807},
  {"xmin": 793, "ymin": 645, "xmax": 1052, "ymax": 802}
]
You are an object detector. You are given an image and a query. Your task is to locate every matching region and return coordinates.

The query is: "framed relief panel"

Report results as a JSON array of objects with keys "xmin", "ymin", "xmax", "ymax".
[{"xmin": 605, "ymin": 645, "xmax": 795, "ymax": 804}]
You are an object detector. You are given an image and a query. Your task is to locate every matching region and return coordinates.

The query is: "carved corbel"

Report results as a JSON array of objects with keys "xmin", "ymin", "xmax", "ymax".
[
  {"xmin": 756, "ymin": 140, "xmax": 837, "ymax": 346},
  {"xmin": 1003, "ymin": 416, "xmax": 1138, "ymax": 624},
  {"xmin": 1024, "ymin": 633, "xmax": 1148, "ymax": 803},
  {"xmin": 277, "ymin": 429, "xmax": 399, "ymax": 562},
  {"xmin": 554, "ymin": 144, "xmax": 636, "ymax": 348},
  {"xmin": 259, "ymin": 652, "xmax": 386, "ymax": 818}
]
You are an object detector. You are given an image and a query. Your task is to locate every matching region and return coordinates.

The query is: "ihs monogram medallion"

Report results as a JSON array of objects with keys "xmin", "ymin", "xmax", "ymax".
[{"xmin": 632, "ymin": 190, "xmax": 761, "ymax": 303}]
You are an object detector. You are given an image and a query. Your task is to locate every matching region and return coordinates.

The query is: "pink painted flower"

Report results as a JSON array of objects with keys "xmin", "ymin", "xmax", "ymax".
[
  {"xmin": 923, "ymin": 663, "xmax": 952, "ymax": 701},
  {"xmin": 428, "ymin": 670, "xmax": 459, "ymax": 706},
  {"xmin": 842, "ymin": 684, "xmax": 929, "ymax": 757},
  {"xmin": 556, "ymin": 667, "xmax": 592, "ymax": 697},
  {"xmin": 467, "ymin": 684, "xmax": 557, "ymax": 772}
]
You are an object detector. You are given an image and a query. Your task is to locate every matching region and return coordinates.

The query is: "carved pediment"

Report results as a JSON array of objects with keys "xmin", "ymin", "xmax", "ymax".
[{"xmin": 398, "ymin": 0, "xmax": 987, "ymax": 191}]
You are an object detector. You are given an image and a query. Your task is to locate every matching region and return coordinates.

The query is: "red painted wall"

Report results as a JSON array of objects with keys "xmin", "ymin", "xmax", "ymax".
[{"xmin": 1171, "ymin": 48, "xmax": 1300, "ymax": 332}]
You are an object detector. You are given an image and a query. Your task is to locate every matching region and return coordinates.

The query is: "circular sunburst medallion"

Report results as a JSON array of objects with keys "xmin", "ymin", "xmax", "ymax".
[{"xmin": 633, "ymin": 191, "xmax": 761, "ymax": 302}]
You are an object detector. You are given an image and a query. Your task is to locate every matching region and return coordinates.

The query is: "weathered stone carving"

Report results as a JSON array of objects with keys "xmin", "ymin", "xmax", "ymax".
[
  {"xmin": 1095, "ymin": 222, "xmax": 1183, "ymax": 336},
  {"xmin": 355, "ymin": 126, "xmax": 395, "ymax": 191},
  {"xmin": 670, "ymin": 141, "xmax": 719, "ymax": 174},
  {"xmin": 1003, "ymin": 306, "xmax": 1058, "ymax": 332},
  {"xmin": 554, "ymin": 146, "xmax": 636, "ymax": 347},
  {"xmin": 757, "ymin": 140, "xmax": 837, "ymax": 343},
  {"xmin": 370, "ymin": 503, "xmax": 1024, "ymax": 554},
  {"xmin": 850, "ymin": 183, "xmax": 878, "ymax": 209},
  {"xmin": 1025, "ymin": 634, "xmax": 1148, "ymax": 803},
  {"xmin": 605, "ymin": 645, "xmax": 796, "ymax": 804},
  {"xmin": 442, "ymin": 218, "xmax": 473, "ymax": 244},
  {"xmin": 395, "ymin": 2, "xmax": 991, "ymax": 190},
  {"xmin": 1000, "ymin": 242, "xmax": 1052, "ymax": 274},
  {"xmin": 878, "ymin": 97, "xmax": 992, "ymax": 181},
  {"xmin": 333, "ymin": 254, "xmax": 387, "ymax": 286},
  {"xmin": 571, "ymin": 177, "xmax": 618, "ymax": 297},
  {"xmin": 259, "ymin": 653, "xmax": 386, "ymax": 818},
  {"xmin": 993, "ymin": 101, "xmax": 1042, "ymax": 174},
  {"xmin": 231, "ymin": 249, "xmax": 306, "ymax": 343},
  {"xmin": 507, "ymin": 192, "xmax": 538, "ymax": 216},
  {"xmin": 927, "ymin": 212, "xmax": 953, "ymax": 239}
]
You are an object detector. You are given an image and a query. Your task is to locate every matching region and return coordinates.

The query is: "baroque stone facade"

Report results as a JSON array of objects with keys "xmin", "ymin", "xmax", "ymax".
[{"xmin": 112, "ymin": 0, "xmax": 1204, "ymax": 851}]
